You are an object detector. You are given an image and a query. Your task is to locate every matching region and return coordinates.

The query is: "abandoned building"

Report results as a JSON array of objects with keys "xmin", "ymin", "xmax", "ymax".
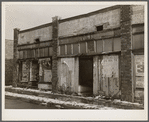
[
  {"xmin": 5, "ymin": 39, "xmax": 14, "ymax": 85},
  {"xmin": 13, "ymin": 5, "xmax": 144, "ymax": 103}
]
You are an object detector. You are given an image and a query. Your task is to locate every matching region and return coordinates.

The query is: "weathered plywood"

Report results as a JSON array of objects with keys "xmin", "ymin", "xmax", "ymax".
[
  {"xmin": 134, "ymin": 55, "xmax": 144, "ymax": 101},
  {"xmin": 135, "ymin": 90, "xmax": 144, "ymax": 99},
  {"xmin": 21, "ymin": 62, "xmax": 30, "ymax": 82},
  {"xmin": 132, "ymin": 34, "xmax": 144, "ymax": 49},
  {"xmin": 44, "ymin": 70, "xmax": 52, "ymax": 82},
  {"xmin": 135, "ymin": 55, "xmax": 144, "ymax": 76},
  {"xmin": 101, "ymin": 55, "xmax": 119, "ymax": 97},
  {"xmin": 30, "ymin": 61, "xmax": 39, "ymax": 81},
  {"xmin": 74, "ymin": 57, "xmax": 79, "ymax": 93},
  {"xmin": 136, "ymin": 77, "xmax": 144, "ymax": 88},
  {"xmin": 58, "ymin": 58, "xmax": 75, "ymax": 92},
  {"xmin": 101, "ymin": 55, "xmax": 119, "ymax": 77},
  {"xmin": 93, "ymin": 56, "xmax": 99, "ymax": 95}
]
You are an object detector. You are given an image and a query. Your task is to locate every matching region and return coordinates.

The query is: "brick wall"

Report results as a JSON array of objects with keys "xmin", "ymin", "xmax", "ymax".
[
  {"xmin": 5, "ymin": 39, "xmax": 13, "ymax": 85},
  {"xmin": 5, "ymin": 59, "xmax": 13, "ymax": 85},
  {"xmin": 12, "ymin": 28, "xmax": 19, "ymax": 87},
  {"xmin": 52, "ymin": 17, "xmax": 59, "ymax": 92},
  {"xmin": 120, "ymin": 5, "xmax": 133, "ymax": 102}
]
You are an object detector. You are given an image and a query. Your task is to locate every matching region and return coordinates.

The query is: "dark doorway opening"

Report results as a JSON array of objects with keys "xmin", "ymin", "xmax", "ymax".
[
  {"xmin": 29, "ymin": 60, "xmax": 39, "ymax": 87},
  {"xmin": 79, "ymin": 56, "xmax": 93, "ymax": 96}
]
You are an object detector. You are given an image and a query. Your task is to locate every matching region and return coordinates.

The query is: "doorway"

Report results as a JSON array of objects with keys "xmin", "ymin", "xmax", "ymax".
[{"xmin": 79, "ymin": 57, "xmax": 93, "ymax": 95}]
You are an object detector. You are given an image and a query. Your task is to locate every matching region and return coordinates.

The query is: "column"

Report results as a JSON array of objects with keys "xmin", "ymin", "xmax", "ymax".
[
  {"xmin": 52, "ymin": 16, "xmax": 59, "ymax": 92},
  {"xmin": 120, "ymin": 5, "xmax": 134, "ymax": 102},
  {"xmin": 12, "ymin": 28, "xmax": 20, "ymax": 87}
]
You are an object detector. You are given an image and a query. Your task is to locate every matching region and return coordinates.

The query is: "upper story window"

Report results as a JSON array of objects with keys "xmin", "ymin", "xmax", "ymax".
[
  {"xmin": 35, "ymin": 38, "xmax": 40, "ymax": 43},
  {"xmin": 96, "ymin": 25, "xmax": 103, "ymax": 31}
]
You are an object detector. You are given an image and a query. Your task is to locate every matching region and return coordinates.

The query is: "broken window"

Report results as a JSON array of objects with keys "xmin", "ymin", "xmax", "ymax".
[
  {"xmin": 60, "ymin": 45, "xmax": 65, "ymax": 55},
  {"xmin": 96, "ymin": 40, "xmax": 103, "ymax": 53},
  {"xmin": 73, "ymin": 43, "xmax": 78, "ymax": 55},
  {"xmin": 103, "ymin": 39, "xmax": 113, "ymax": 52},
  {"xmin": 35, "ymin": 38, "xmax": 40, "ymax": 43},
  {"xmin": 96, "ymin": 25, "xmax": 103, "ymax": 31},
  {"xmin": 44, "ymin": 47, "xmax": 49, "ymax": 57},
  {"xmin": 113, "ymin": 38, "xmax": 121, "ymax": 51},
  {"xmin": 67, "ymin": 44, "xmax": 71, "ymax": 55},
  {"xmin": 80, "ymin": 42, "xmax": 86, "ymax": 53},
  {"xmin": 87, "ymin": 41, "xmax": 94, "ymax": 53},
  {"xmin": 49, "ymin": 47, "xmax": 53, "ymax": 56}
]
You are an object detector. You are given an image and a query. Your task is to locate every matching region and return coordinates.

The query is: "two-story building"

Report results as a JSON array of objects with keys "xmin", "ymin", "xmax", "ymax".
[{"xmin": 13, "ymin": 5, "xmax": 144, "ymax": 103}]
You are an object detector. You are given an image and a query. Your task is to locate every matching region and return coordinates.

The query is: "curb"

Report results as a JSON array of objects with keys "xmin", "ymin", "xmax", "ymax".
[
  {"xmin": 5, "ymin": 87, "xmax": 144, "ymax": 109},
  {"xmin": 5, "ymin": 92, "xmax": 117, "ymax": 109}
]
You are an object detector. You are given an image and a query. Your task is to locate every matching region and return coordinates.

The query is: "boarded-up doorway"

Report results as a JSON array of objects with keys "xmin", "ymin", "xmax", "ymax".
[
  {"xmin": 101, "ymin": 55, "xmax": 119, "ymax": 97},
  {"xmin": 79, "ymin": 57, "xmax": 93, "ymax": 95}
]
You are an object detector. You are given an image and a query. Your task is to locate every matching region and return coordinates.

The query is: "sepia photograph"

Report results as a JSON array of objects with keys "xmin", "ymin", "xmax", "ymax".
[{"xmin": 2, "ymin": 1, "xmax": 148, "ymax": 121}]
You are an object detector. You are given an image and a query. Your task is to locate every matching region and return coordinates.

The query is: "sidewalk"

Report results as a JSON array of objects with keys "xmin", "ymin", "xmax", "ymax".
[{"xmin": 5, "ymin": 86, "xmax": 144, "ymax": 109}]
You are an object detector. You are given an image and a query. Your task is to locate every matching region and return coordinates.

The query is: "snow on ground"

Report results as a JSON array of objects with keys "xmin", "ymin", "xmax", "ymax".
[
  {"xmin": 5, "ymin": 92, "xmax": 121, "ymax": 110},
  {"xmin": 5, "ymin": 85, "xmax": 12, "ymax": 88},
  {"xmin": 112, "ymin": 99, "xmax": 143, "ymax": 107},
  {"xmin": 5, "ymin": 86, "xmax": 52, "ymax": 94},
  {"xmin": 5, "ymin": 86, "xmax": 90, "ymax": 99},
  {"xmin": 5, "ymin": 86, "xmax": 143, "ymax": 108}
]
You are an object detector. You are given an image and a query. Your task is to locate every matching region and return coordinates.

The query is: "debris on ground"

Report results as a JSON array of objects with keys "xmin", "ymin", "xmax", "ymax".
[{"xmin": 5, "ymin": 91, "xmax": 121, "ymax": 110}]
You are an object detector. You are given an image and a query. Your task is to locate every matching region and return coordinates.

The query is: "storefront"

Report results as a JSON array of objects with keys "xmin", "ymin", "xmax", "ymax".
[{"xmin": 38, "ymin": 58, "xmax": 52, "ymax": 90}]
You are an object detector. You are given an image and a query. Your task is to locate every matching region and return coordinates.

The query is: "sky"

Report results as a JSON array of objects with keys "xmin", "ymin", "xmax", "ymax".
[{"xmin": 4, "ymin": 2, "xmax": 118, "ymax": 40}]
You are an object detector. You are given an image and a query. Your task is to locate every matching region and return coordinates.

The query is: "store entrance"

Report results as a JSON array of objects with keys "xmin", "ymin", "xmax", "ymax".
[{"xmin": 79, "ymin": 57, "xmax": 93, "ymax": 96}]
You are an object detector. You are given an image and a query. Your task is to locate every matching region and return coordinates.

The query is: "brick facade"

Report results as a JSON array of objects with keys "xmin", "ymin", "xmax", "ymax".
[
  {"xmin": 5, "ymin": 39, "xmax": 13, "ymax": 85},
  {"xmin": 12, "ymin": 5, "xmax": 144, "ymax": 103},
  {"xmin": 12, "ymin": 28, "xmax": 19, "ymax": 87},
  {"xmin": 51, "ymin": 16, "xmax": 59, "ymax": 92},
  {"xmin": 120, "ymin": 5, "xmax": 134, "ymax": 102}
]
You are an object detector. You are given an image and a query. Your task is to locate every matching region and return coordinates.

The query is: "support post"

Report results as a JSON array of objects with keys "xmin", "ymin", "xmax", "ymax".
[
  {"xmin": 120, "ymin": 5, "xmax": 134, "ymax": 102},
  {"xmin": 52, "ymin": 16, "xmax": 59, "ymax": 93},
  {"xmin": 12, "ymin": 28, "xmax": 20, "ymax": 87}
]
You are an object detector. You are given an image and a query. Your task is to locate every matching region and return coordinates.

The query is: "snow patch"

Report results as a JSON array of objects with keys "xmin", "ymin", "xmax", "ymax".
[
  {"xmin": 112, "ymin": 99, "xmax": 143, "ymax": 107},
  {"xmin": 5, "ymin": 85, "xmax": 12, "ymax": 88},
  {"xmin": 5, "ymin": 92, "xmax": 121, "ymax": 110}
]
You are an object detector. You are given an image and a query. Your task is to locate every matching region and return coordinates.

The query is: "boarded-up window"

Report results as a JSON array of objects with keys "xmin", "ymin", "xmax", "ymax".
[
  {"xmin": 60, "ymin": 45, "xmax": 65, "ymax": 55},
  {"xmin": 80, "ymin": 42, "xmax": 86, "ymax": 53},
  {"xmin": 39, "ymin": 48, "xmax": 44, "ymax": 57},
  {"xmin": 103, "ymin": 39, "xmax": 112, "ymax": 52},
  {"xmin": 97, "ymin": 40, "xmax": 103, "ymax": 53},
  {"xmin": 49, "ymin": 47, "xmax": 53, "ymax": 56},
  {"xmin": 67, "ymin": 44, "xmax": 71, "ymax": 55},
  {"xmin": 23, "ymin": 50, "xmax": 27, "ymax": 59},
  {"xmin": 44, "ymin": 47, "xmax": 49, "ymax": 57},
  {"xmin": 19, "ymin": 51, "xmax": 23, "ymax": 59},
  {"xmin": 27, "ymin": 50, "xmax": 29, "ymax": 58},
  {"xmin": 87, "ymin": 41, "xmax": 94, "ymax": 53},
  {"xmin": 73, "ymin": 43, "xmax": 78, "ymax": 54},
  {"xmin": 114, "ymin": 38, "xmax": 121, "ymax": 51},
  {"xmin": 35, "ymin": 49, "xmax": 39, "ymax": 58},
  {"xmin": 132, "ymin": 34, "xmax": 144, "ymax": 49},
  {"xmin": 31, "ymin": 50, "xmax": 35, "ymax": 58}
]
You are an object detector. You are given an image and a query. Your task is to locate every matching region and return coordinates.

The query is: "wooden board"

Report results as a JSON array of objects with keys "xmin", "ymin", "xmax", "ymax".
[{"xmin": 44, "ymin": 70, "xmax": 52, "ymax": 82}]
